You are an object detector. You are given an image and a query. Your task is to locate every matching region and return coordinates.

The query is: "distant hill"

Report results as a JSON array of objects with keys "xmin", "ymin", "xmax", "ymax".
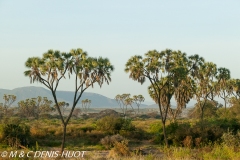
[{"xmin": 0, "ymin": 86, "xmax": 148, "ymax": 108}]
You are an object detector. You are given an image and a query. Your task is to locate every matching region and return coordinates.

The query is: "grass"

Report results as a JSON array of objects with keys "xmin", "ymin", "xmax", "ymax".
[{"xmin": 1, "ymin": 114, "xmax": 240, "ymax": 159}]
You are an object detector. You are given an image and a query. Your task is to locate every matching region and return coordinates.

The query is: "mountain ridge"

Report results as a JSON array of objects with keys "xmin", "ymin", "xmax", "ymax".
[{"xmin": 0, "ymin": 86, "xmax": 148, "ymax": 108}]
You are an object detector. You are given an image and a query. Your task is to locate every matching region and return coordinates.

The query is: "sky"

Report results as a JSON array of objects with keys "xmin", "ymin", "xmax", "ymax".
[{"xmin": 0, "ymin": 1, "xmax": 240, "ymax": 105}]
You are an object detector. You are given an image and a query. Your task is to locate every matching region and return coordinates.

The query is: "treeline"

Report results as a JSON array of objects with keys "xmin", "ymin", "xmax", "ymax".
[{"xmin": 0, "ymin": 95, "xmax": 90, "ymax": 119}]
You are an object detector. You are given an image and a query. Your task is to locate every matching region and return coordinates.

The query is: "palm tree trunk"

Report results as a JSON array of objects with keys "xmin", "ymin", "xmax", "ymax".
[
  {"xmin": 224, "ymin": 98, "xmax": 227, "ymax": 111},
  {"xmin": 61, "ymin": 123, "xmax": 67, "ymax": 154},
  {"xmin": 201, "ymin": 107, "xmax": 204, "ymax": 121},
  {"xmin": 200, "ymin": 99, "xmax": 207, "ymax": 122},
  {"xmin": 159, "ymin": 103, "xmax": 170, "ymax": 148},
  {"xmin": 162, "ymin": 120, "xmax": 169, "ymax": 147},
  {"xmin": 200, "ymin": 106, "xmax": 204, "ymax": 132}
]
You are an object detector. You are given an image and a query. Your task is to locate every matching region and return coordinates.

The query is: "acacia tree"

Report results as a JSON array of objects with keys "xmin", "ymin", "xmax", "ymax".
[
  {"xmin": 24, "ymin": 48, "xmax": 114, "ymax": 152},
  {"xmin": 125, "ymin": 49, "xmax": 202, "ymax": 147},
  {"xmin": 81, "ymin": 99, "xmax": 91, "ymax": 114},
  {"xmin": 132, "ymin": 95, "xmax": 145, "ymax": 114}
]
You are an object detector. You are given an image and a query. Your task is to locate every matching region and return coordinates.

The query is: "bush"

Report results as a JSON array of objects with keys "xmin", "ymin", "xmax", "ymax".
[
  {"xmin": 100, "ymin": 134, "xmax": 125, "ymax": 149},
  {"xmin": 149, "ymin": 118, "xmax": 240, "ymax": 147},
  {"xmin": 96, "ymin": 116, "xmax": 135, "ymax": 135},
  {"xmin": 30, "ymin": 125, "xmax": 48, "ymax": 138},
  {"xmin": 123, "ymin": 128, "xmax": 147, "ymax": 140},
  {"xmin": 188, "ymin": 100, "xmax": 218, "ymax": 119},
  {"xmin": 97, "ymin": 116, "xmax": 122, "ymax": 134},
  {"xmin": 168, "ymin": 122, "xmax": 192, "ymax": 146},
  {"xmin": 121, "ymin": 118, "xmax": 135, "ymax": 131},
  {"xmin": 80, "ymin": 126, "xmax": 95, "ymax": 133},
  {"xmin": 168, "ymin": 118, "xmax": 240, "ymax": 147},
  {"xmin": 0, "ymin": 123, "xmax": 31, "ymax": 148},
  {"xmin": 203, "ymin": 143, "xmax": 240, "ymax": 160},
  {"xmin": 107, "ymin": 138, "xmax": 130, "ymax": 158},
  {"xmin": 191, "ymin": 121, "xmax": 223, "ymax": 144},
  {"xmin": 148, "ymin": 122, "xmax": 163, "ymax": 144},
  {"xmin": 182, "ymin": 136, "xmax": 193, "ymax": 148},
  {"xmin": 221, "ymin": 130, "xmax": 240, "ymax": 147}
]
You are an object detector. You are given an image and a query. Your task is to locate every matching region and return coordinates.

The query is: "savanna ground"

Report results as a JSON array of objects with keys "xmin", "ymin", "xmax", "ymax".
[{"xmin": 1, "ymin": 107, "xmax": 240, "ymax": 160}]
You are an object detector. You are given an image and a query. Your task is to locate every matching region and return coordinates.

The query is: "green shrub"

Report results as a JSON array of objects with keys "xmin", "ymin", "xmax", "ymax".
[
  {"xmin": 171, "ymin": 147, "xmax": 192, "ymax": 159},
  {"xmin": 168, "ymin": 119, "xmax": 240, "ymax": 147},
  {"xmin": 97, "ymin": 116, "xmax": 121, "ymax": 134},
  {"xmin": 221, "ymin": 130, "xmax": 240, "ymax": 147},
  {"xmin": 148, "ymin": 122, "xmax": 163, "ymax": 144},
  {"xmin": 191, "ymin": 121, "xmax": 223, "ymax": 144},
  {"xmin": 148, "ymin": 122, "xmax": 162, "ymax": 134},
  {"xmin": 96, "ymin": 116, "xmax": 135, "ymax": 135},
  {"xmin": 121, "ymin": 119, "xmax": 135, "ymax": 132},
  {"xmin": 80, "ymin": 126, "xmax": 95, "ymax": 133},
  {"xmin": 123, "ymin": 128, "xmax": 147, "ymax": 140},
  {"xmin": 203, "ymin": 143, "xmax": 239, "ymax": 160},
  {"xmin": 164, "ymin": 122, "xmax": 192, "ymax": 146},
  {"xmin": 0, "ymin": 123, "xmax": 31, "ymax": 148},
  {"xmin": 150, "ymin": 118, "xmax": 240, "ymax": 147}
]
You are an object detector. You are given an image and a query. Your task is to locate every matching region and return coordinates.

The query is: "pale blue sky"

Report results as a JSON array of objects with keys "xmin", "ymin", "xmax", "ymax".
[{"xmin": 0, "ymin": 1, "xmax": 240, "ymax": 104}]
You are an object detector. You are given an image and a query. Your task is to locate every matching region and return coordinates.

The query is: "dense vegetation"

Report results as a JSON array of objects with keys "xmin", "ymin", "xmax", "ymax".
[{"xmin": 1, "ymin": 105, "xmax": 240, "ymax": 159}]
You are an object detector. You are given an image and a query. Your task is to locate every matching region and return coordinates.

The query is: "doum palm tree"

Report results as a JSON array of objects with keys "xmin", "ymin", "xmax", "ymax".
[
  {"xmin": 133, "ymin": 95, "xmax": 145, "ymax": 114},
  {"xmin": 81, "ymin": 99, "xmax": 91, "ymax": 114},
  {"xmin": 24, "ymin": 48, "xmax": 114, "ymax": 153},
  {"xmin": 3, "ymin": 94, "xmax": 16, "ymax": 116},
  {"xmin": 215, "ymin": 67, "xmax": 232, "ymax": 110},
  {"xmin": 193, "ymin": 62, "xmax": 217, "ymax": 122},
  {"xmin": 125, "ymin": 49, "xmax": 204, "ymax": 147}
]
